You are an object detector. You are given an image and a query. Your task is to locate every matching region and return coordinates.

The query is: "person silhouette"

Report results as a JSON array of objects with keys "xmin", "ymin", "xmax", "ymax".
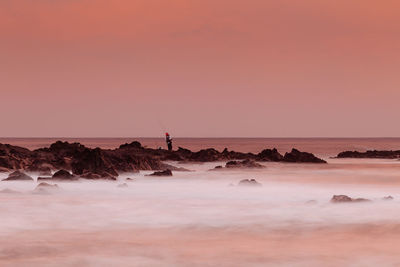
[{"xmin": 165, "ymin": 132, "xmax": 173, "ymax": 151}]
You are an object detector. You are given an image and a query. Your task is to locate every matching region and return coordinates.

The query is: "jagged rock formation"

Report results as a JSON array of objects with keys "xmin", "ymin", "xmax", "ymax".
[
  {"xmin": 283, "ymin": 149, "xmax": 327, "ymax": 163},
  {"xmin": 337, "ymin": 150, "xmax": 400, "ymax": 159},
  {"xmin": 0, "ymin": 141, "xmax": 326, "ymax": 179}
]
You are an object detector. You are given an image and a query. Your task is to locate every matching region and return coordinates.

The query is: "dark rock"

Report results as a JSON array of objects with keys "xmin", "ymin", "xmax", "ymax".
[
  {"xmin": 238, "ymin": 179, "xmax": 262, "ymax": 187},
  {"xmin": 126, "ymin": 178, "xmax": 135, "ymax": 181},
  {"xmin": 331, "ymin": 195, "xmax": 352, "ymax": 202},
  {"xmin": 383, "ymin": 196, "xmax": 394, "ymax": 201},
  {"xmin": 147, "ymin": 169, "xmax": 173, "ymax": 177},
  {"xmin": 52, "ymin": 169, "xmax": 77, "ymax": 181},
  {"xmin": 283, "ymin": 149, "xmax": 326, "ymax": 163},
  {"xmin": 2, "ymin": 170, "xmax": 33, "ymax": 181},
  {"xmin": 119, "ymin": 141, "xmax": 142, "ymax": 149},
  {"xmin": 337, "ymin": 150, "xmax": 400, "ymax": 159},
  {"xmin": 71, "ymin": 147, "xmax": 118, "ymax": 177},
  {"xmin": 256, "ymin": 148, "xmax": 283, "ymax": 161}
]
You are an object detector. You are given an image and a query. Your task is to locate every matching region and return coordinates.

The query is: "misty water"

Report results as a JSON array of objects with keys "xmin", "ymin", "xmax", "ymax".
[{"xmin": 1, "ymin": 139, "xmax": 400, "ymax": 266}]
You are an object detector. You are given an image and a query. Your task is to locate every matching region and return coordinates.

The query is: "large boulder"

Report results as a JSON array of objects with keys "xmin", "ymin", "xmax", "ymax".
[
  {"xmin": 2, "ymin": 170, "xmax": 33, "ymax": 181},
  {"xmin": 283, "ymin": 149, "xmax": 326, "ymax": 163}
]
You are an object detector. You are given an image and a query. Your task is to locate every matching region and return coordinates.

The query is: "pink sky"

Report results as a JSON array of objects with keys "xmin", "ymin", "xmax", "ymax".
[{"xmin": 1, "ymin": 0, "xmax": 400, "ymax": 137}]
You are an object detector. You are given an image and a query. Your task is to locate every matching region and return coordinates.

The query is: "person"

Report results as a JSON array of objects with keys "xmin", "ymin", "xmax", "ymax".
[{"xmin": 165, "ymin": 132, "xmax": 173, "ymax": 151}]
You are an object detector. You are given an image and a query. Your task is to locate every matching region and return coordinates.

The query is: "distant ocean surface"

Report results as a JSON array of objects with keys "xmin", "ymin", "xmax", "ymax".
[{"xmin": 1, "ymin": 137, "xmax": 400, "ymax": 158}]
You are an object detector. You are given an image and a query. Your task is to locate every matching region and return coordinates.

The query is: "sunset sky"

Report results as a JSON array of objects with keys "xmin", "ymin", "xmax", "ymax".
[{"xmin": 1, "ymin": 0, "xmax": 400, "ymax": 137}]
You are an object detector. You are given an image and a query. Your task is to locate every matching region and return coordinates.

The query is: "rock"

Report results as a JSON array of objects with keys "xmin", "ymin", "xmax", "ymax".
[
  {"xmin": 147, "ymin": 169, "xmax": 173, "ymax": 177},
  {"xmin": 80, "ymin": 171, "xmax": 117, "ymax": 181},
  {"xmin": 214, "ymin": 165, "xmax": 223, "ymax": 169},
  {"xmin": 33, "ymin": 182, "xmax": 59, "ymax": 194},
  {"xmin": 0, "ymin": 167, "xmax": 10, "ymax": 172},
  {"xmin": 256, "ymin": 148, "xmax": 283, "ymax": 161},
  {"xmin": 238, "ymin": 179, "xmax": 262, "ymax": 187},
  {"xmin": 283, "ymin": 149, "xmax": 327, "ymax": 163},
  {"xmin": 331, "ymin": 195, "xmax": 370, "ymax": 203},
  {"xmin": 383, "ymin": 196, "xmax": 394, "ymax": 201},
  {"xmin": 36, "ymin": 182, "xmax": 59, "ymax": 189},
  {"xmin": 52, "ymin": 169, "xmax": 77, "ymax": 181},
  {"xmin": 126, "ymin": 178, "xmax": 135, "ymax": 181},
  {"xmin": 71, "ymin": 148, "xmax": 118, "ymax": 177},
  {"xmin": 331, "ymin": 195, "xmax": 352, "ymax": 202},
  {"xmin": 2, "ymin": 170, "xmax": 33, "ymax": 181},
  {"xmin": 117, "ymin": 183, "xmax": 128, "ymax": 188},
  {"xmin": 119, "ymin": 141, "xmax": 142, "ymax": 149},
  {"xmin": 337, "ymin": 150, "xmax": 400, "ymax": 159},
  {"xmin": 225, "ymin": 159, "xmax": 264, "ymax": 169},
  {"xmin": 38, "ymin": 166, "xmax": 52, "ymax": 176}
]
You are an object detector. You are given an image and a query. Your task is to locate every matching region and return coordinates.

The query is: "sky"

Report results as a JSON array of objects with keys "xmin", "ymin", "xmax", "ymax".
[{"xmin": 1, "ymin": 0, "xmax": 400, "ymax": 137}]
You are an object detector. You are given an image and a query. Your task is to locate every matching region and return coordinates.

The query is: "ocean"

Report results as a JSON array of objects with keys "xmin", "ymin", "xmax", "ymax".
[{"xmin": 1, "ymin": 138, "xmax": 400, "ymax": 266}]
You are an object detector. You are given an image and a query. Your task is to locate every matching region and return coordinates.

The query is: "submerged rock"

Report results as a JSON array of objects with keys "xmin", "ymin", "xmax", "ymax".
[
  {"xmin": 117, "ymin": 183, "xmax": 128, "ymax": 188},
  {"xmin": 331, "ymin": 195, "xmax": 370, "ymax": 203},
  {"xmin": 383, "ymin": 196, "xmax": 394, "ymax": 201},
  {"xmin": 225, "ymin": 159, "xmax": 264, "ymax": 169},
  {"xmin": 147, "ymin": 169, "xmax": 173, "ymax": 177},
  {"xmin": 0, "ymin": 188, "xmax": 21, "ymax": 194},
  {"xmin": 238, "ymin": 179, "xmax": 262, "ymax": 187},
  {"xmin": 33, "ymin": 182, "xmax": 59, "ymax": 194},
  {"xmin": 2, "ymin": 170, "xmax": 33, "ymax": 181}
]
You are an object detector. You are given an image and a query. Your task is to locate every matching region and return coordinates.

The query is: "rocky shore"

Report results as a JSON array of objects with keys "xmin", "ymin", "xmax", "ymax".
[
  {"xmin": 0, "ymin": 141, "xmax": 326, "ymax": 180},
  {"xmin": 337, "ymin": 150, "xmax": 400, "ymax": 159}
]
